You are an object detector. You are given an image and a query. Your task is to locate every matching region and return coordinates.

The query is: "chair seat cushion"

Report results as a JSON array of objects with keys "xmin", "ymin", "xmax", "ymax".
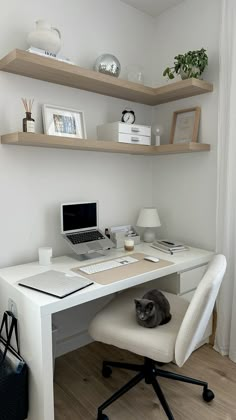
[{"xmin": 89, "ymin": 287, "xmax": 189, "ymax": 363}]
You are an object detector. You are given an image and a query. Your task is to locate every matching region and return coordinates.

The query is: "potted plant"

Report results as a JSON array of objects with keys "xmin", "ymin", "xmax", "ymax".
[{"xmin": 163, "ymin": 48, "xmax": 208, "ymax": 80}]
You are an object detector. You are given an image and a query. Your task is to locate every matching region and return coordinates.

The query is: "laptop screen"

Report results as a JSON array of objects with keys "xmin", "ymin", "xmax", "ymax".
[{"xmin": 61, "ymin": 202, "xmax": 97, "ymax": 233}]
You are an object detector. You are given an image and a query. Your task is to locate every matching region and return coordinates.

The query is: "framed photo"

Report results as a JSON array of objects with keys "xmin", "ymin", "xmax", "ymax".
[
  {"xmin": 42, "ymin": 104, "xmax": 87, "ymax": 139},
  {"xmin": 169, "ymin": 107, "xmax": 201, "ymax": 144}
]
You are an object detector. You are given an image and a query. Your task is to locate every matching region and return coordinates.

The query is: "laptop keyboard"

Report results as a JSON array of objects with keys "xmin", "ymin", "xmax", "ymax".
[{"xmin": 67, "ymin": 230, "xmax": 105, "ymax": 244}]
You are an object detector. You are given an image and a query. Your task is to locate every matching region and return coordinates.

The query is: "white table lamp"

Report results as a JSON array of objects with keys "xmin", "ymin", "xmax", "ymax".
[{"xmin": 136, "ymin": 207, "xmax": 161, "ymax": 243}]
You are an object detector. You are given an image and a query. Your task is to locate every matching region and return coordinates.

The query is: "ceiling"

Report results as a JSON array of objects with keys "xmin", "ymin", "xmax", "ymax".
[{"xmin": 119, "ymin": 0, "xmax": 184, "ymax": 17}]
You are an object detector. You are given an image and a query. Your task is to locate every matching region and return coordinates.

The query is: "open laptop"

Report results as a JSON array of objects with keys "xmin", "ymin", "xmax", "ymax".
[{"xmin": 61, "ymin": 201, "xmax": 114, "ymax": 255}]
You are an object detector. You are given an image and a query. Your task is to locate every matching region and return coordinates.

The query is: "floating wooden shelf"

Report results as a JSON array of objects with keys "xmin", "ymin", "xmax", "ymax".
[
  {"xmin": 0, "ymin": 50, "xmax": 213, "ymax": 106},
  {"xmin": 0, "ymin": 132, "xmax": 210, "ymax": 155}
]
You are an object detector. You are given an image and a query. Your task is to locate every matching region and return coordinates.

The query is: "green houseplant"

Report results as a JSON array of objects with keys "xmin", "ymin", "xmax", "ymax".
[{"xmin": 163, "ymin": 48, "xmax": 208, "ymax": 80}]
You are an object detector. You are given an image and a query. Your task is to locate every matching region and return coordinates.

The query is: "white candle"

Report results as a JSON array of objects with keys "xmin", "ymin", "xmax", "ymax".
[{"xmin": 124, "ymin": 239, "xmax": 134, "ymax": 251}]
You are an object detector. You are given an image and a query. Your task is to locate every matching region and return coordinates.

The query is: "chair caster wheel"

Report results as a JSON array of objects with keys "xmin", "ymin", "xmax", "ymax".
[
  {"xmin": 203, "ymin": 388, "xmax": 215, "ymax": 402},
  {"xmin": 97, "ymin": 413, "xmax": 109, "ymax": 420},
  {"xmin": 102, "ymin": 365, "xmax": 112, "ymax": 378}
]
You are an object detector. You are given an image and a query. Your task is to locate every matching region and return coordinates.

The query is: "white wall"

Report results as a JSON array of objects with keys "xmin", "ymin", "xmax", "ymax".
[
  {"xmin": 0, "ymin": 0, "xmax": 221, "ymax": 353},
  {"xmin": 0, "ymin": 0, "xmax": 155, "ymax": 351},
  {"xmin": 0, "ymin": 0, "xmax": 155, "ymax": 268},
  {"xmin": 151, "ymin": 0, "xmax": 221, "ymax": 250}
]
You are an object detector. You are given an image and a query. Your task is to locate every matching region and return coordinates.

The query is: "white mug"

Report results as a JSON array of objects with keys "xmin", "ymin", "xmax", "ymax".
[{"xmin": 38, "ymin": 247, "xmax": 52, "ymax": 266}]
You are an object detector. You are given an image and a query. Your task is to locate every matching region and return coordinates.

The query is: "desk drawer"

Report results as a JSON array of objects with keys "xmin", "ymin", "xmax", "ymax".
[
  {"xmin": 179, "ymin": 265, "xmax": 207, "ymax": 294},
  {"xmin": 141, "ymin": 264, "xmax": 208, "ymax": 295}
]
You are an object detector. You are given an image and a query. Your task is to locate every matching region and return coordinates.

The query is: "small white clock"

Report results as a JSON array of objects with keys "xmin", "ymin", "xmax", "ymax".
[{"xmin": 121, "ymin": 108, "xmax": 136, "ymax": 124}]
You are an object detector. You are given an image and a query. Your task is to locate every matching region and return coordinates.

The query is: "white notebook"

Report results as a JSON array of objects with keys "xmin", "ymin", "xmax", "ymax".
[{"xmin": 18, "ymin": 270, "xmax": 93, "ymax": 299}]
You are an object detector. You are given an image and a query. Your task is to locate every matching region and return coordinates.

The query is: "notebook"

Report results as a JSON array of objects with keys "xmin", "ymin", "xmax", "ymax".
[{"xmin": 18, "ymin": 270, "xmax": 93, "ymax": 299}]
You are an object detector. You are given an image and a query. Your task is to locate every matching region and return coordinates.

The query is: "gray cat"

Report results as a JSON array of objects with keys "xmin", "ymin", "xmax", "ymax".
[{"xmin": 134, "ymin": 289, "xmax": 172, "ymax": 328}]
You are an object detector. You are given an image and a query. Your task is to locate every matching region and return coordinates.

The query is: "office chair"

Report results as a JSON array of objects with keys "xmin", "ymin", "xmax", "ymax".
[{"xmin": 89, "ymin": 254, "xmax": 226, "ymax": 420}]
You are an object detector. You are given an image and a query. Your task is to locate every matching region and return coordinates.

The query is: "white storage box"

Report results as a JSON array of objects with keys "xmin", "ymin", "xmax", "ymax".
[{"xmin": 97, "ymin": 122, "xmax": 151, "ymax": 145}]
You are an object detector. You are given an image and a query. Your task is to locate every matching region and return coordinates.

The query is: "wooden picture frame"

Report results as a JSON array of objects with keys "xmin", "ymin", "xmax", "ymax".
[
  {"xmin": 169, "ymin": 107, "xmax": 201, "ymax": 144},
  {"xmin": 42, "ymin": 104, "xmax": 87, "ymax": 139}
]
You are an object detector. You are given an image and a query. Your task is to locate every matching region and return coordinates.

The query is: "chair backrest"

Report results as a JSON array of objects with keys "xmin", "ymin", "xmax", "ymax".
[{"xmin": 175, "ymin": 254, "xmax": 226, "ymax": 367}]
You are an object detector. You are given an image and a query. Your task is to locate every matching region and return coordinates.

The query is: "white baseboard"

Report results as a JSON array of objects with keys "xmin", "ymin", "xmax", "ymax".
[{"xmin": 55, "ymin": 329, "xmax": 93, "ymax": 358}]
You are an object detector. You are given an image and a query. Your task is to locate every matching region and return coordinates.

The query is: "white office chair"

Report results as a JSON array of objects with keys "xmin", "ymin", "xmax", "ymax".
[{"xmin": 89, "ymin": 254, "xmax": 226, "ymax": 420}]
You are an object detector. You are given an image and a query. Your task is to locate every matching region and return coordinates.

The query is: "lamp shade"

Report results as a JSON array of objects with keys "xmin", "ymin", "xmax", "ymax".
[{"xmin": 136, "ymin": 207, "xmax": 161, "ymax": 228}]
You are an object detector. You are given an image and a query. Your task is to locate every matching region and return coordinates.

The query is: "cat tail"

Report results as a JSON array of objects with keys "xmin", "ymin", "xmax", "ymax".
[{"xmin": 160, "ymin": 313, "xmax": 172, "ymax": 325}]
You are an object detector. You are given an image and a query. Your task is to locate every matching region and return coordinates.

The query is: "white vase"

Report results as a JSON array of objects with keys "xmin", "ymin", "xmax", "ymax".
[
  {"xmin": 180, "ymin": 66, "xmax": 203, "ymax": 80},
  {"xmin": 27, "ymin": 20, "xmax": 61, "ymax": 54}
]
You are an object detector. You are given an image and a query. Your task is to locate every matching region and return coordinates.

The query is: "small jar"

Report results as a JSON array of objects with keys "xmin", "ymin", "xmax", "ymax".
[
  {"xmin": 126, "ymin": 65, "xmax": 144, "ymax": 85},
  {"xmin": 23, "ymin": 112, "xmax": 35, "ymax": 133},
  {"xmin": 124, "ymin": 239, "xmax": 134, "ymax": 252}
]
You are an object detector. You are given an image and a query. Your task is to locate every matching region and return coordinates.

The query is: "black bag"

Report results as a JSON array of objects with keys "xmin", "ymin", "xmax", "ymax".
[{"xmin": 0, "ymin": 311, "xmax": 28, "ymax": 420}]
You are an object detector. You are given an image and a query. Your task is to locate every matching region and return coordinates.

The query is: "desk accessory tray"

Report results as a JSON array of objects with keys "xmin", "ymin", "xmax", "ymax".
[{"xmin": 109, "ymin": 225, "xmax": 140, "ymax": 248}]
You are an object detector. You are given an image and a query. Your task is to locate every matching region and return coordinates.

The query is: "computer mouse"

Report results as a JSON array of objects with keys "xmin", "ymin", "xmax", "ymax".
[{"xmin": 144, "ymin": 256, "xmax": 160, "ymax": 263}]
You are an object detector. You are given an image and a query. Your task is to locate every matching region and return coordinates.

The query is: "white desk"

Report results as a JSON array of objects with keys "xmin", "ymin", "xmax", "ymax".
[{"xmin": 0, "ymin": 243, "xmax": 213, "ymax": 420}]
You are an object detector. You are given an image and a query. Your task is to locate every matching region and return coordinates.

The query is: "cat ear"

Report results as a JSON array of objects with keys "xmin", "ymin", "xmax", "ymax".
[
  {"xmin": 147, "ymin": 302, "xmax": 154, "ymax": 310},
  {"xmin": 134, "ymin": 299, "xmax": 140, "ymax": 306}
]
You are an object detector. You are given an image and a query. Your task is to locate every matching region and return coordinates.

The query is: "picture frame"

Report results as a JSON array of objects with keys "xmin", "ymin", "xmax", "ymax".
[
  {"xmin": 42, "ymin": 104, "xmax": 87, "ymax": 139},
  {"xmin": 169, "ymin": 107, "xmax": 201, "ymax": 144}
]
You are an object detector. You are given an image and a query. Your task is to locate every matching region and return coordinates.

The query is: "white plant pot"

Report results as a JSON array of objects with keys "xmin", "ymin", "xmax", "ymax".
[
  {"xmin": 180, "ymin": 66, "xmax": 203, "ymax": 80},
  {"xmin": 27, "ymin": 20, "xmax": 61, "ymax": 54}
]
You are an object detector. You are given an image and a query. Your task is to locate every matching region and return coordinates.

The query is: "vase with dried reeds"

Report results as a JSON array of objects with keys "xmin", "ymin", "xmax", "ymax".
[{"xmin": 22, "ymin": 98, "xmax": 35, "ymax": 133}]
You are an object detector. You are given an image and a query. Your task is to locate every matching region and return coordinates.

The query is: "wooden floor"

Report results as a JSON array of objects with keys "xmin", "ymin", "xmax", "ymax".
[{"xmin": 54, "ymin": 342, "xmax": 236, "ymax": 420}]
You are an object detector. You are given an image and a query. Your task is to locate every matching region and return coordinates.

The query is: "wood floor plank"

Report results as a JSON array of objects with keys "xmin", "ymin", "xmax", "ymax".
[{"xmin": 54, "ymin": 343, "xmax": 236, "ymax": 420}]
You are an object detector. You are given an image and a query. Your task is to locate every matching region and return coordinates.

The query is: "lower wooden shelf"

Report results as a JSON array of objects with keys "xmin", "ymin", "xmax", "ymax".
[{"xmin": 0, "ymin": 132, "xmax": 210, "ymax": 155}]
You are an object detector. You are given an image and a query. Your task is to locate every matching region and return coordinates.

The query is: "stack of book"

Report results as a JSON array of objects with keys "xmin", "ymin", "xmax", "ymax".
[
  {"xmin": 151, "ymin": 240, "xmax": 189, "ymax": 255},
  {"xmin": 27, "ymin": 47, "xmax": 74, "ymax": 65}
]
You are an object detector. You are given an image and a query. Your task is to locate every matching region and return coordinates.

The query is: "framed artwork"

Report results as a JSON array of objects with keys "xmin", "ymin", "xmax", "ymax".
[
  {"xmin": 169, "ymin": 107, "xmax": 201, "ymax": 144},
  {"xmin": 42, "ymin": 104, "xmax": 87, "ymax": 139}
]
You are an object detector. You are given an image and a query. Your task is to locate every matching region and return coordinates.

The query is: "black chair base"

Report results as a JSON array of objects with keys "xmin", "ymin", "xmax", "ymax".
[{"xmin": 97, "ymin": 357, "xmax": 214, "ymax": 420}]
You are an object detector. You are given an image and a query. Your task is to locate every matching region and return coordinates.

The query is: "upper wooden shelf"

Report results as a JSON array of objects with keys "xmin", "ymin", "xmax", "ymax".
[
  {"xmin": 0, "ymin": 49, "xmax": 213, "ymax": 106},
  {"xmin": 0, "ymin": 132, "xmax": 210, "ymax": 155}
]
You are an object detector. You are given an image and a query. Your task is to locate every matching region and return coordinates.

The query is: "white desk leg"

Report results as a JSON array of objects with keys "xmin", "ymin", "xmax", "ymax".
[
  {"xmin": 0, "ymin": 280, "xmax": 54, "ymax": 420},
  {"xmin": 27, "ymin": 312, "xmax": 54, "ymax": 420}
]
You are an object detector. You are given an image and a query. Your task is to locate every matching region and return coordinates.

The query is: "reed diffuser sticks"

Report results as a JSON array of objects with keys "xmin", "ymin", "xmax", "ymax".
[
  {"xmin": 22, "ymin": 98, "xmax": 35, "ymax": 133},
  {"xmin": 21, "ymin": 98, "xmax": 34, "ymax": 113}
]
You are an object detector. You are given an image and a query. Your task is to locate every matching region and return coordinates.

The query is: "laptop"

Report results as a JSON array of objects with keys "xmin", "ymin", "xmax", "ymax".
[
  {"xmin": 61, "ymin": 201, "xmax": 114, "ymax": 255},
  {"xmin": 19, "ymin": 270, "xmax": 93, "ymax": 299}
]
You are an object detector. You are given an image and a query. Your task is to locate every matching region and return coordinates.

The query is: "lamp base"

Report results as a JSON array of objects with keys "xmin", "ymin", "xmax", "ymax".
[{"xmin": 143, "ymin": 229, "xmax": 156, "ymax": 243}]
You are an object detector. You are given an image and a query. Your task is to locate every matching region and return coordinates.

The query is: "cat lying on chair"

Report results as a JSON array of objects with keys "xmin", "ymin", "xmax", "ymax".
[{"xmin": 135, "ymin": 289, "xmax": 172, "ymax": 328}]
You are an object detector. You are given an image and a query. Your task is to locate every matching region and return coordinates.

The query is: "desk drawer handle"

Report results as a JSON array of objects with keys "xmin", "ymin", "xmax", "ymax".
[
  {"xmin": 131, "ymin": 127, "xmax": 140, "ymax": 133},
  {"xmin": 131, "ymin": 137, "xmax": 140, "ymax": 142}
]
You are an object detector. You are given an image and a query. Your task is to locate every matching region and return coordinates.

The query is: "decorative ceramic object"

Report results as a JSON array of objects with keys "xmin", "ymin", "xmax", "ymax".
[
  {"xmin": 152, "ymin": 124, "xmax": 164, "ymax": 146},
  {"xmin": 94, "ymin": 54, "xmax": 121, "ymax": 77},
  {"xmin": 27, "ymin": 20, "xmax": 61, "ymax": 54}
]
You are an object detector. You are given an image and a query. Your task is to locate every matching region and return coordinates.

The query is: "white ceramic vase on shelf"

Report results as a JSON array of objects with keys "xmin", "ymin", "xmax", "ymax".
[
  {"xmin": 180, "ymin": 66, "xmax": 203, "ymax": 80},
  {"xmin": 27, "ymin": 20, "xmax": 61, "ymax": 54}
]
